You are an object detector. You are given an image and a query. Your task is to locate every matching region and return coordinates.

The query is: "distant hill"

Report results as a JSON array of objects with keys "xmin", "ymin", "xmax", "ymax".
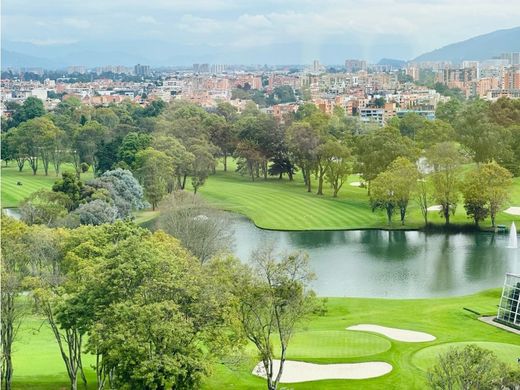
[
  {"xmin": 413, "ymin": 26, "xmax": 520, "ymax": 63},
  {"xmin": 377, "ymin": 58, "xmax": 406, "ymax": 68},
  {"xmin": 1, "ymin": 49, "xmax": 60, "ymax": 69}
]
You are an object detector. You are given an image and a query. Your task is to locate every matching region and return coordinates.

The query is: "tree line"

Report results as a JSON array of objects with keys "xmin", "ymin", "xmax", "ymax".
[
  {"xmin": 1, "ymin": 216, "xmax": 318, "ymax": 390},
  {"xmin": 2, "ymin": 95, "xmax": 520, "ymax": 226}
]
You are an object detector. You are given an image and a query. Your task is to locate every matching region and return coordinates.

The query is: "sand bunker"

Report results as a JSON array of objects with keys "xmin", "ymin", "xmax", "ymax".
[
  {"xmin": 427, "ymin": 205, "xmax": 443, "ymax": 211},
  {"xmin": 350, "ymin": 181, "xmax": 363, "ymax": 187},
  {"xmin": 347, "ymin": 324, "xmax": 435, "ymax": 342},
  {"xmin": 504, "ymin": 207, "xmax": 520, "ymax": 216},
  {"xmin": 252, "ymin": 360, "xmax": 392, "ymax": 382}
]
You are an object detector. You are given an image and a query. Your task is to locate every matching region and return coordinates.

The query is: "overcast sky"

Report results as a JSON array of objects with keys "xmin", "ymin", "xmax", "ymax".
[{"xmin": 2, "ymin": 0, "xmax": 520, "ymax": 63}]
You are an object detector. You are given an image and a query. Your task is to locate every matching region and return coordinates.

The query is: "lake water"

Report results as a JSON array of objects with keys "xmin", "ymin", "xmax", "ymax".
[{"xmin": 231, "ymin": 217, "xmax": 520, "ymax": 298}]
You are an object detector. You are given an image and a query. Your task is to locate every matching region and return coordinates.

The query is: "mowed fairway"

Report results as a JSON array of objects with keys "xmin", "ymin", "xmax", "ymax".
[
  {"xmin": 200, "ymin": 169, "xmax": 386, "ymax": 230},
  {"xmin": 199, "ymin": 161, "xmax": 520, "ymax": 230},
  {"xmin": 2, "ymin": 160, "xmax": 520, "ymax": 230},
  {"xmin": 1, "ymin": 164, "xmax": 93, "ymax": 208},
  {"xmin": 11, "ymin": 290, "xmax": 518, "ymax": 389}
]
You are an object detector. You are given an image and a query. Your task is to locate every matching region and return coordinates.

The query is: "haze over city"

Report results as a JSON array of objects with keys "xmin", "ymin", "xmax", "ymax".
[{"xmin": 3, "ymin": 0, "xmax": 520, "ymax": 65}]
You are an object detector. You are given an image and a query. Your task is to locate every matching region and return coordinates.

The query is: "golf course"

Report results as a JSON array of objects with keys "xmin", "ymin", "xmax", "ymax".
[
  {"xmin": 2, "ymin": 161, "xmax": 520, "ymax": 389},
  {"xmin": 9, "ymin": 290, "xmax": 520, "ymax": 389},
  {"xmin": 3, "ymin": 160, "xmax": 520, "ymax": 231}
]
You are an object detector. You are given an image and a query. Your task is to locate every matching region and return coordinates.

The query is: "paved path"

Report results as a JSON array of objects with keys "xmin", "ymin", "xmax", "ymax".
[{"xmin": 478, "ymin": 316, "xmax": 520, "ymax": 335}]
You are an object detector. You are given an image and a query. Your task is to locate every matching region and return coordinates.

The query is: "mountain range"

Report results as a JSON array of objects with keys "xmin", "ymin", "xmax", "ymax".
[
  {"xmin": 413, "ymin": 26, "xmax": 520, "ymax": 63},
  {"xmin": 1, "ymin": 26, "xmax": 519, "ymax": 69}
]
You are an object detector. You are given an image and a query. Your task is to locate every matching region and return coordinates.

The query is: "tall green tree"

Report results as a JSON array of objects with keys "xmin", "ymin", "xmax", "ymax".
[
  {"xmin": 355, "ymin": 126, "xmax": 419, "ymax": 194},
  {"xmin": 427, "ymin": 142, "xmax": 463, "ymax": 225},
  {"xmin": 462, "ymin": 169, "xmax": 489, "ymax": 227},
  {"xmin": 134, "ymin": 148, "xmax": 173, "ymax": 210},
  {"xmin": 370, "ymin": 157, "xmax": 418, "ymax": 224},
  {"xmin": 286, "ymin": 122, "xmax": 320, "ymax": 192},
  {"xmin": 321, "ymin": 140, "xmax": 352, "ymax": 197},
  {"xmin": 480, "ymin": 161, "xmax": 513, "ymax": 227},
  {"xmin": 1, "ymin": 218, "xmax": 30, "ymax": 390},
  {"xmin": 238, "ymin": 248, "xmax": 316, "ymax": 390}
]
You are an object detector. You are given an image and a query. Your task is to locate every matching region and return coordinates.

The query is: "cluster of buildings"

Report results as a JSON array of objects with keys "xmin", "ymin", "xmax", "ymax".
[
  {"xmin": 406, "ymin": 52, "xmax": 520, "ymax": 100},
  {"xmin": 2, "ymin": 53, "xmax": 519, "ymax": 125}
]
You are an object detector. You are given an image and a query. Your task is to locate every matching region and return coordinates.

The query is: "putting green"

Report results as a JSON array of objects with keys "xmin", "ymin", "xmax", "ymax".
[
  {"xmin": 275, "ymin": 330, "xmax": 392, "ymax": 360},
  {"xmin": 412, "ymin": 341, "xmax": 520, "ymax": 371}
]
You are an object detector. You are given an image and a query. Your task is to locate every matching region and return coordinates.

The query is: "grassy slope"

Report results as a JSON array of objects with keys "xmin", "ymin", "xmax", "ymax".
[
  {"xmin": 12, "ymin": 290, "xmax": 520, "ymax": 389},
  {"xmin": 1, "ymin": 164, "xmax": 93, "ymax": 208},
  {"xmin": 3, "ymin": 160, "xmax": 519, "ymax": 230},
  {"xmin": 198, "ymin": 160, "xmax": 520, "ymax": 230}
]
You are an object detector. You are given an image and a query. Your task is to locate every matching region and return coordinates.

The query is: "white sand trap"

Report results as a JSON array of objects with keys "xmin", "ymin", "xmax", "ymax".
[
  {"xmin": 252, "ymin": 360, "xmax": 392, "ymax": 382},
  {"xmin": 504, "ymin": 207, "xmax": 520, "ymax": 216},
  {"xmin": 427, "ymin": 205, "xmax": 443, "ymax": 211},
  {"xmin": 350, "ymin": 181, "xmax": 363, "ymax": 187},
  {"xmin": 347, "ymin": 324, "xmax": 436, "ymax": 342}
]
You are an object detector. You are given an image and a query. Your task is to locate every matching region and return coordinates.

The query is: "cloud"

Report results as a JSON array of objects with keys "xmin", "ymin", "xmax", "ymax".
[
  {"xmin": 16, "ymin": 38, "xmax": 78, "ymax": 46},
  {"xmin": 178, "ymin": 14, "xmax": 223, "ymax": 34},
  {"xmin": 63, "ymin": 18, "xmax": 91, "ymax": 29},
  {"xmin": 137, "ymin": 16, "xmax": 158, "ymax": 24}
]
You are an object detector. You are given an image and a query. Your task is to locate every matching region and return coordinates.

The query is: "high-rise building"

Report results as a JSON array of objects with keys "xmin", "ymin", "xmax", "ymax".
[
  {"xmin": 312, "ymin": 60, "xmax": 321, "ymax": 73},
  {"xmin": 134, "ymin": 64, "xmax": 151, "ymax": 77},
  {"xmin": 193, "ymin": 64, "xmax": 209, "ymax": 73},
  {"xmin": 503, "ymin": 68, "xmax": 520, "ymax": 90},
  {"xmin": 67, "ymin": 66, "xmax": 87, "ymax": 74},
  {"xmin": 345, "ymin": 59, "xmax": 367, "ymax": 73}
]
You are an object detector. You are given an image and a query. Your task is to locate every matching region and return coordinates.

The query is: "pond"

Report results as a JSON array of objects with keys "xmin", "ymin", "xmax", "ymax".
[{"xmin": 231, "ymin": 217, "xmax": 520, "ymax": 298}]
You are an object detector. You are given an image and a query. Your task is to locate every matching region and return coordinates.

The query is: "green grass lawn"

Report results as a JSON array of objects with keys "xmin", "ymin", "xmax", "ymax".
[
  {"xmin": 1, "ymin": 163, "xmax": 93, "ymax": 208},
  {"xmin": 3, "ymin": 160, "xmax": 520, "ymax": 230},
  {"xmin": 198, "ymin": 160, "xmax": 520, "ymax": 230},
  {"xmin": 11, "ymin": 290, "xmax": 520, "ymax": 390}
]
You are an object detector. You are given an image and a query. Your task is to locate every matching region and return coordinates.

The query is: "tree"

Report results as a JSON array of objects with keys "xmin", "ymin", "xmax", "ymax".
[
  {"xmin": 462, "ymin": 169, "xmax": 489, "ymax": 227},
  {"xmin": 152, "ymin": 135, "xmax": 194, "ymax": 191},
  {"xmin": 117, "ymin": 132, "xmax": 152, "ymax": 168},
  {"xmin": 7, "ymin": 117, "xmax": 55, "ymax": 175},
  {"xmin": 427, "ymin": 344, "xmax": 520, "ymax": 390},
  {"xmin": 435, "ymin": 99, "xmax": 462, "ymax": 125},
  {"xmin": 4, "ymin": 131, "xmax": 25, "ymax": 172},
  {"xmin": 7, "ymin": 96, "xmax": 46, "ymax": 128},
  {"xmin": 61, "ymin": 223, "xmax": 242, "ymax": 389},
  {"xmin": 415, "ymin": 120, "xmax": 456, "ymax": 149},
  {"xmin": 371, "ymin": 158, "xmax": 419, "ymax": 225},
  {"xmin": 74, "ymin": 199, "xmax": 118, "ymax": 225},
  {"xmin": 19, "ymin": 189, "xmax": 70, "ymax": 226},
  {"xmin": 1, "ymin": 217, "xmax": 30, "ymax": 390},
  {"xmin": 454, "ymin": 100, "xmax": 512, "ymax": 164},
  {"xmin": 355, "ymin": 126, "xmax": 419, "ymax": 194},
  {"xmin": 74, "ymin": 120, "xmax": 108, "ymax": 176},
  {"xmin": 416, "ymin": 175, "xmax": 432, "ymax": 226},
  {"xmin": 205, "ymin": 112, "xmax": 236, "ymax": 172},
  {"xmin": 427, "ymin": 142, "xmax": 463, "ymax": 225},
  {"xmin": 395, "ymin": 112, "xmax": 427, "ymax": 139},
  {"xmin": 286, "ymin": 122, "xmax": 320, "ymax": 192},
  {"xmin": 238, "ymin": 248, "xmax": 316, "ymax": 390},
  {"xmin": 190, "ymin": 142, "xmax": 216, "ymax": 194},
  {"xmin": 27, "ymin": 226, "xmax": 89, "ymax": 390},
  {"xmin": 480, "ymin": 161, "xmax": 513, "ymax": 227},
  {"xmin": 134, "ymin": 147, "xmax": 173, "ymax": 210},
  {"xmin": 322, "ymin": 141, "xmax": 352, "ymax": 197},
  {"xmin": 87, "ymin": 169, "xmax": 146, "ymax": 219},
  {"xmin": 158, "ymin": 192, "xmax": 233, "ymax": 264},
  {"xmin": 52, "ymin": 172, "xmax": 84, "ymax": 210}
]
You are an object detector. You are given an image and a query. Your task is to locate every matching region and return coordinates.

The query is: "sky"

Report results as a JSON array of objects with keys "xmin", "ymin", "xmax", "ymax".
[{"xmin": 2, "ymin": 0, "xmax": 520, "ymax": 65}]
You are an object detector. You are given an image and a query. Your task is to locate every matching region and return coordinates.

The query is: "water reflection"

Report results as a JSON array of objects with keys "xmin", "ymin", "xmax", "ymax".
[{"xmin": 231, "ymin": 216, "xmax": 519, "ymax": 298}]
